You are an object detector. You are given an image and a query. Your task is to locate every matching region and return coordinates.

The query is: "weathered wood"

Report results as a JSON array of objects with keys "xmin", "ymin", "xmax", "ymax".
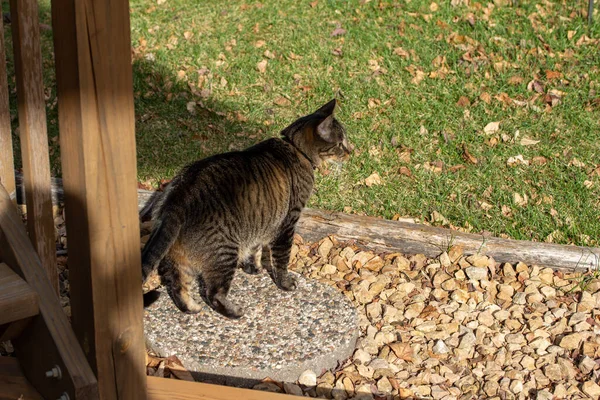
[
  {"xmin": 298, "ymin": 209, "xmax": 600, "ymax": 271},
  {"xmin": 0, "ymin": 356, "xmax": 43, "ymax": 400},
  {"xmin": 9, "ymin": 0, "xmax": 58, "ymax": 293},
  {"xmin": 51, "ymin": 0, "xmax": 147, "ymax": 398},
  {"xmin": 14, "ymin": 174, "xmax": 600, "ymax": 271},
  {"xmin": 0, "ymin": 183, "xmax": 98, "ymax": 400},
  {"xmin": 0, "ymin": 0, "xmax": 16, "ymax": 203},
  {"xmin": 147, "ymin": 376, "xmax": 303, "ymax": 400},
  {"xmin": 0, "ymin": 262, "xmax": 39, "ymax": 325}
]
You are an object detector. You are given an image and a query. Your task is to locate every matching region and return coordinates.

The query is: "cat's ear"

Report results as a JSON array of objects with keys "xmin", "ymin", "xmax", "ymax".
[
  {"xmin": 314, "ymin": 98, "xmax": 337, "ymax": 116},
  {"xmin": 316, "ymin": 114, "xmax": 336, "ymax": 142}
]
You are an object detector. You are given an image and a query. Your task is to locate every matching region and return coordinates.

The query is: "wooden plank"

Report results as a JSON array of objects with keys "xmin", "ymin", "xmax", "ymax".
[
  {"xmin": 8, "ymin": 0, "xmax": 58, "ymax": 293},
  {"xmin": 0, "ymin": 262, "xmax": 39, "ymax": 325},
  {"xmin": 0, "ymin": 0, "xmax": 16, "ymax": 203},
  {"xmin": 0, "ymin": 183, "xmax": 99, "ymax": 400},
  {"xmin": 0, "ymin": 356, "xmax": 43, "ymax": 400},
  {"xmin": 147, "ymin": 376, "xmax": 304, "ymax": 400},
  {"xmin": 51, "ymin": 0, "xmax": 147, "ymax": 399}
]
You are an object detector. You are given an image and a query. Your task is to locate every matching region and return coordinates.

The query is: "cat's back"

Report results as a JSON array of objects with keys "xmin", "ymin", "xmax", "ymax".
[{"xmin": 158, "ymin": 138, "xmax": 312, "ymax": 220}]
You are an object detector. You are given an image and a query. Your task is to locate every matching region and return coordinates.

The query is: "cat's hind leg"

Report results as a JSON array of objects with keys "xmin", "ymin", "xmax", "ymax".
[
  {"xmin": 204, "ymin": 248, "xmax": 243, "ymax": 319},
  {"xmin": 161, "ymin": 249, "xmax": 203, "ymax": 314}
]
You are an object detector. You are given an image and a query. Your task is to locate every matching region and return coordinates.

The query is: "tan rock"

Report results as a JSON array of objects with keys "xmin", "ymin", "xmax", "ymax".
[
  {"xmin": 466, "ymin": 254, "xmax": 490, "ymax": 268},
  {"xmin": 582, "ymin": 381, "xmax": 600, "ymax": 399},
  {"xmin": 376, "ymin": 376, "xmax": 392, "ymax": 393},
  {"xmin": 559, "ymin": 333, "xmax": 583, "ymax": 350},
  {"xmin": 441, "ymin": 278, "xmax": 459, "ymax": 291},
  {"xmin": 543, "ymin": 364, "xmax": 563, "ymax": 382},
  {"xmin": 321, "ymin": 264, "xmax": 337, "ymax": 275},
  {"xmin": 404, "ymin": 302, "xmax": 425, "ymax": 319},
  {"xmin": 448, "ymin": 245, "xmax": 464, "ymax": 263},
  {"xmin": 451, "ymin": 289, "xmax": 469, "ymax": 303},
  {"xmin": 439, "ymin": 252, "xmax": 451, "ymax": 268},
  {"xmin": 465, "ymin": 266, "xmax": 488, "ymax": 280}
]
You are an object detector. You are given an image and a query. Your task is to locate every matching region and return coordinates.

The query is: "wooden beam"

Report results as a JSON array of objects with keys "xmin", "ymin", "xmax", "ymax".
[
  {"xmin": 9, "ymin": 0, "xmax": 58, "ymax": 293},
  {"xmin": 0, "ymin": 183, "xmax": 98, "ymax": 400},
  {"xmin": 147, "ymin": 376, "xmax": 304, "ymax": 400},
  {"xmin": 0, "ymin": 262, "xmax": 39, "ymax": 326},
  {"xmin": 51, "ymin": 0, "xmax": 147, "ymax": 399},
  {"xmin": 0, "ymin": 0, "xmax": 16, "ymax": 203},
  {"xmin": 0, "ymin": 356, "xmax": 43, "ymax": 400}
]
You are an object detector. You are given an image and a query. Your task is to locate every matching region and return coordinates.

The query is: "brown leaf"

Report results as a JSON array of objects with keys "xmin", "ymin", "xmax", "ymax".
[
  {"xmin": 256, "ymin": 59, "xmax": 268, "ymax": 73},
  {"xmin": 423, "ymin": 161, "xmax": 444, "ymax": 173},
  {"xmin": 531, "ymin": 156, "xmax": 548, "ymax": 165},
  {"xmin": 480, "ymin": 92, "xmax": 492, "ymax": 104},
  {"xmin": 462, "ymin": 143, "xmax": 478, "ymax": 164},
  {"xmin": 263, "ymin": 50, "xmax": 275, "ymax": 59},
  {"xmin": 520, "ymin": 137, "xmax": 540, "ymax": 146},
  {"xmin": 183, "ymin": 31, "xmax": 193, "ymax": 40},
  {"xmin": 310, "ymin": 0, "xmax": 318, "ymax": 7},
  {"xmin": 483, "ymin": 121, "xmax": 500, "ymax": 135},
  {"xmin": 545, "ymin": 70, "xmax": 563, "ymax": 80},
  {"xmin": 393, "ymin": 47, "xmax": 410, "ymax": 58},
  {"xmin": 389, "ymin": 342, "xmax": 414, "ymax": 362},
  {"xmin": 364, "ymin": 172, "xmax": 382, "ymax": 187},
  {"xmin": 527, "ymin": 80, "xmax": 545, "ymax": 93},
  {"xmin": 398, "ymin": 166, "xmax": 412, "ymax": 177},
  {"xmin": 331, "ymin": 27, "xmax": 347, "ymax": 37},
  {"xmin": 255, "ymin": 40, "xmax": 266, "ymax": 48},
  {"xmin": 448, "ymin": 164, "xmax": 466, "ymax": 173},
  {"xmin": 456, "ymin": 96, "xmax": 470, "ymax": 107},
  {"xmin": 508, "ymin": 75, "xmax": 524, "ymax": 85},
  {"xmin": 429, "ymin": 2, "xmax": 439, "ymax": 11},
  {"xmin": 274, "ymin": 96, "xmax": 291, "ymax": 106}
]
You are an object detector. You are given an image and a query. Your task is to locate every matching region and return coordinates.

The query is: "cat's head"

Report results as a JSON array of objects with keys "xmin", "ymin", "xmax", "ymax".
[{"xmin": 281, "ymin": 98, "xmax": 352, "ymax": 168}]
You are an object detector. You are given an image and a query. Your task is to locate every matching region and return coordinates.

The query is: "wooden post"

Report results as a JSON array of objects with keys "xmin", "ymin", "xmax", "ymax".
[
  {"xmin": 0, "ymin": 0, "xmax": 16, "ymax": 202},
  {"xmin": 51, "ymin": 0, "xmax": 147, "ymax": 399},
  {"xmin": 9, "ymin": 0, "xmax": 58, "ymax": 293}
]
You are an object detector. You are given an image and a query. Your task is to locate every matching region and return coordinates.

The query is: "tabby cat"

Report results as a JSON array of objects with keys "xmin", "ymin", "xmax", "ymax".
[{"xmin": 141, "ymin": 99, "xmax": 351, "ymax": 318}]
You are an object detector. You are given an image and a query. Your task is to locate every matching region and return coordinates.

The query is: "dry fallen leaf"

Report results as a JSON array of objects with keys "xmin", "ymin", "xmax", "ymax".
[
  {"xmin": 264, "ymin": 50, "xmax": 275, "ymax": 59},
  {"xmin": 480, "ymin": 92, "xmax": 492, "ymax": 104},
  {"xmin": 183, "ymin": 31, "xmax": 193, "ymax": 40},
  {"xmin": 520, "ymin": 137, "xmax": 540, "ymax": 146},
  {"xmin": 411, "ymin": 70, "xmax": 426, "ymax": 85},
  {"xmin": 186, "ymin": 101, "xmax": 196, "ymax": 115},
  {"xmin": 483, "ymin": 121, "xmax": 500, "ymax": 135},
  {"xmin": 389, "ymin": 342, "xmax": 414, "ymax": 362},
  {"xmin": 513, "ymin": 192, "xmax": 528, "ymax": 207},
  {"xmin": 256, "ymin": 59, "xmax": 268, "ymax": 73},
  {"xmin": 393, "ymin": 47, "xmax": 410, "ymax": 58},
  {"xmin": 545, "ymin": 70, "xmax": 563, "ymax": 80},
  {"xmin": 364, "ymin": 172, "xmax": 382, "ymax": 187},
  {"xmin": 507, "ymin": 155, "xmax": 530, "ymax": 167},
  {"xmin": 274, "ymin": 97, "xmax": 291, "ymax": 106},
  {"xmin": 456, "ymin": 96, "xmax": 470, "ymax": 107},
  {"xmin": 531, "ymin": 156, "xmax": 548, "ymax": 165},
  {"xmin": 462, "ymin": 143, "xmax": 478, "ymax": 164},
  {"xmin": 255, "ymin": 40, "xmax": 266, "ymax": 48},
  {"xmin": 398, "ymin": 166, "xmax": 412, "ymax": 177},
  {"xmin": 331, "ymin": 27, "xmax": 347, "ymax": 37},
  {"xmin": 527, "ymin": 80, "xmax": 545, "ymax": 93},
  {"xmin": 429, "ymin": 2, "xmax": 439, "ymax": 11}
]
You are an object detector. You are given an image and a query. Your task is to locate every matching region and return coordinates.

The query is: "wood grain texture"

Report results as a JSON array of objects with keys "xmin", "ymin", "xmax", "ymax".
[
  {"xmin": 9, "ymin": 0, "xmax": 57, "ymax": 293},
  {"xmin": 0, "ymin": 356, "xmax": 43, "ymax": 400},
  {"xmin": 0, "ymin": 0, "xmax": 16, "ymax": 202},
  {"xmin": 147, "ymin": 376, "xmax": 304, "ymax": 400},
  {"xmin": 297, "ymin": 209, "xmax": 600, "ymax": 271},
  {"xmin": 51, "ymin": 0, "xmax": 147, "ymax": 399},
  {"xmin": 0, "ymin": 183, "xmax": 98, "ymax": 400},
  {"xmin": 0, "ymin": 262, "xmax": 39, "ymax": 325}
]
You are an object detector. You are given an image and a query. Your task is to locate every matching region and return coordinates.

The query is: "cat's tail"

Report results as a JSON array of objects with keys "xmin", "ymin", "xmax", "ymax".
[{"xmin": 141, "ymin": 212, "xmax": 182, "ymax": 281}]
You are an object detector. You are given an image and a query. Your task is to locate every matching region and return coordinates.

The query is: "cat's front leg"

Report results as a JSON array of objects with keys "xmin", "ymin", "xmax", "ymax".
[{"xmin": 269, "ymin": 226, "xmax": 297, "ymax": 291}]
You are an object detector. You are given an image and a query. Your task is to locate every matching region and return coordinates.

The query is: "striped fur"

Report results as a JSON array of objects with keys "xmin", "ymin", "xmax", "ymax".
[{"xmin": 141, "ymin": 99, "xmax": 350, "ymax": 318}]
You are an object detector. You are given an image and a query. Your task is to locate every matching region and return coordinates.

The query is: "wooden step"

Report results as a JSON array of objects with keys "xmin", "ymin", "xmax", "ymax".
[{"xmin": 0, "ymin": 262, "xmax": 39, "ymax": 326}]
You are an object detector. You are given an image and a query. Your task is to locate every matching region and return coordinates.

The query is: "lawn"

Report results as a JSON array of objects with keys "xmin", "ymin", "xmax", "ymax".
[{"xmin": 3, "ymin": 0, "xmax": 600, "ymax": 247}]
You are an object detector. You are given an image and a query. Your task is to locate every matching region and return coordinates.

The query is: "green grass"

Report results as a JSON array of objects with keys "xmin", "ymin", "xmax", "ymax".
[{"xmin": 3, "ymin": 0, "xmax": 600, "ymax": 246}]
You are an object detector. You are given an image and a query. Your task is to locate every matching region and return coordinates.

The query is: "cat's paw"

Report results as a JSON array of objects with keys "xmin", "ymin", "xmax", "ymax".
[
  {"xmin": 241, "ymin": 262, "xmax": 260, "ymax": 275},
  {"xmin": 276, "ymin": 273, "xmax": 297, "ymax": 291},
  {"xmin": 211, "ymin": 296, "xmax": 244, "ymax": 319}
]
